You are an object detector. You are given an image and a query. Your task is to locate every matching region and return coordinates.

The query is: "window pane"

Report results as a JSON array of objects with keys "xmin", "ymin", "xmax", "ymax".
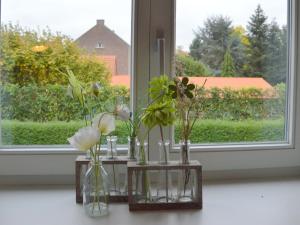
[
  {"xmin": 0, "ymin": 0, "xmax": 132, "ymax": 146},
  {"xmin": 176, "ymin": 0, "xmax": 288, "ymax": 144}
]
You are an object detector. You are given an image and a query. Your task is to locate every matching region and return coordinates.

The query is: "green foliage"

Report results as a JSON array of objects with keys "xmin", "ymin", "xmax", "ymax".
[
  {"xmin": 143, "ymin": 75, "xmax": 175, "ymax": 131},
  {"xmin": 246, "ymin": 4, "xmax": 269, "ymax": 77},
  {"xmin": 189, "ymin": 16, "xmax": 240, "ymax": 74},
  {"xmin": 188, "ymin": 7, "xmax": 287, "ymax": 83},
  {"xmin": 174, "ymin": 119, "xmax": 285, "ymax": 143},
  {"xmin": 142, "ymin": 102, "xmax": 176, "ymax": 129},
  {"xmin": 1, "ymin": 119, "xmax": 284, "ymax": 145},
  {"xmin": 0, "ymin": 84, "xmax": 129, "ymax": 122},
  {"xmin": 265, "ymin": 23, "xmax": 287, "ymax": 84},
  {"xmin": 175, "ymin": 54, "xmax": 210, "ymax": 76},
  {"xmin": 221, "ymin": 49, "xmax": 236, "ymax": 77},
  {"xmin": 0, "ymin": 23, "xmax": 110, "ymax": 86},
  {"xmin": 0, "ymin": 83, "xmax": 284, "ymax": 122},
  {"xmin": 197, "ymin": 86, "xmax": 285, "ymax": 120},
  {"xmin": 148, "ymin": 75, "xmax": 172, "ymax": 102}
]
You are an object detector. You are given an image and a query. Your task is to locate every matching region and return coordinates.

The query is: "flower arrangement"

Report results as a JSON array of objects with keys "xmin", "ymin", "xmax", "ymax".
[
  {"xmin": 169, "ymin": 76, "xmax": 206, "ymax": 163},
  {"xmin": 65, "ymin": 69, "xmax": 116, "ymax": 217},
  {"xmin": 142, "ymin": 75, "xmax": 176, "ymax": 164}
]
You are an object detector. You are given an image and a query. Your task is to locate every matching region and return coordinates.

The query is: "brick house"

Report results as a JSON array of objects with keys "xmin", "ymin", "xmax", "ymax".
[{"xmin": 76, "ymin": 20, "xmax": 130, "ymax": 75}]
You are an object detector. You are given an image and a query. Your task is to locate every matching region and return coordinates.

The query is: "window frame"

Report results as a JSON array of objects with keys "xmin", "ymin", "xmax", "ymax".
[{"xmin": 169, "ymin": 0, "xmax": 296, "ymax": 153}]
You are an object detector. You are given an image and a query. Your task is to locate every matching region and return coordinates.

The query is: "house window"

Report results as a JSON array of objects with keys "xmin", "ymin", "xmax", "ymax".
[
  {"xmin": 175, "ymin": 0, "xmax": 292, "ymax": 148},
  {"xmin": 96, "ymin": 42, "xmax": 104, "ymax": 49},
  {"xmin": 0, "ymin": 0, "xmax": 132, "ymax": 148}
]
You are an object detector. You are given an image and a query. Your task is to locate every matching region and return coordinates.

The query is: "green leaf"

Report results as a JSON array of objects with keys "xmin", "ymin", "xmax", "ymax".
[
  {"xmin": 182, "ymin": 77, "xmax": 189, "ymax": 85},
  {"xmin": 187, "ymin": 83, "xmax": 195, "ymax": 90},
  {"xmin": 185, "ymin": 91, "xmax": 193, "ymax": 99},
  {"xmin": 168, "ymin": 84, "xmax": 177, "ymax": 91},
  {"xmin": 171, "ymin": 92, "xmax": 177, "ymax": 99}
]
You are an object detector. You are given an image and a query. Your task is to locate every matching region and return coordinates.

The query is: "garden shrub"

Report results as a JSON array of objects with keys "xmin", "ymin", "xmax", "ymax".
[
  {"xmin": 0, "ymin": 24, "xmax": 110, "ymax": 86},
  {"xmin": 0, "ymin": 84, "xmax": 130, "ymax": 122},
  {"xmin": 1, "ymin": 119, "xmax": 284, "ymax": 145}
]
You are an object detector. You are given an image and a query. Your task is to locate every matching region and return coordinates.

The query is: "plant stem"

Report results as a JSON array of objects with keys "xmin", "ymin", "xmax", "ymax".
[{"xmin": 159, "ymin": 125, "xmax": 169, "ymax": 202}]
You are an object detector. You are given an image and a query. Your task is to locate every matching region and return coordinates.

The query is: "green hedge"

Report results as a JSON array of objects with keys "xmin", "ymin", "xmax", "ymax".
[
  {"xmin": 0, "ymin": 84, "xmax": 129, "ymax": 122},
  {"xmin": 1, "ymin": 83, "xmax": 285, "ymax": 122},
  {"xmin": 1, "ymin": 119, "xmax": 285, "ymax": 145}
]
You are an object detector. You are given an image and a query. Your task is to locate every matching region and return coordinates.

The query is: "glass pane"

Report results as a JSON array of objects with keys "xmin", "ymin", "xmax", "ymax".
[
  {"xmin": 0, "ymin": 0, "xmax": 132, "ymax": 146},
  {"xmin": 176, "ymin": 0, "xmax": 288, "ymax": 144}
]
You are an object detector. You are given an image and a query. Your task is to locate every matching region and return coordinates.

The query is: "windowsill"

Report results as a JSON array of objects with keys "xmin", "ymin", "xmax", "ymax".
[
  {"xmin": 0, "ymin": 141, "xmax": 294, "ymax": 155},
  {"xmin": 1, "ymin": 177, "xmax": 300, "ymax": 225},
  {"xmin": 0, "ymin": 146, "xmax": 129, "ymax": 155}
]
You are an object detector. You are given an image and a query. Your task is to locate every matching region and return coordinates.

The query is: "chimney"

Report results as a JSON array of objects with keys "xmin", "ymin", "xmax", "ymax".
[{"xmin": 96, "ymin": 20, "xmax": 105, "ymax": 26}]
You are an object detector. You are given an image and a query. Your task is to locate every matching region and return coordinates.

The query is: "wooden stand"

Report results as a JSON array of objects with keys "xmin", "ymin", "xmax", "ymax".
[
  {"xmin": 75, "ymin": 155, "xmax": 131, "ymax": 203},
  {"xmin": 127, "ymin": 160, "xmax": 202, "ymax": 211}
]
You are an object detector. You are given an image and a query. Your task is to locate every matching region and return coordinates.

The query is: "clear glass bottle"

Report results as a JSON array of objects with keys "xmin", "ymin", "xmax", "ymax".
[
  {"xmin": 136, "ymin": 140, "xmax": 148, "ymax": 165},
  {"xmin": 158, "ymin": 140, "xmax": 170, "ymax": 164},
  {"xmin": 127, "ymin": 136, "xmax": 137, "ymax": 160},
  {"xmin": 177, "ymin": 168, "xmax": 197, "ymax": 202},
  {"xmin": 83, "ymin": 161, "xmax": 109, "ymax": 217},
  {"xmin": 179, "ymin": 140, "xmax": 191, "ymax": 164},
  {"xmin": 156, "ymin": 140, "xmax": 174, "ymax": 202},
  {"xmin": 106, "ymin": 136, "xmax": 117, "ymax": 159}
]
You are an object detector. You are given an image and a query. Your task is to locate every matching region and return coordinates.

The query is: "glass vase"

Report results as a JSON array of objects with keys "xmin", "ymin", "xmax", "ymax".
[
  {"xmin": 106, "ymin": 136, "xmax": 118, "ymax": 159},
  {"xmin": 156, "ymin": 140, "xmax": 174, "ymax": 202},
  {"xmin": 158, "ymin": 140, "xmax": 170, "ymax": 164},
  {"xmin": 177, "ymin": 167, "xmax": 197, "ymax": 202},
  {"xmin": 179, "ymin": 140, "xmax": 191, "ymax": 164},
  {"xmin": 127, "ymin": 136, "xmax": 137, "ymax": 160},
  {"xmin": 83, "ymin": 161, "xmax": 109, "ymax": 217},
  {"xmin": 136, "ymin": 140, "xmax": 148, "ymax": 165}
]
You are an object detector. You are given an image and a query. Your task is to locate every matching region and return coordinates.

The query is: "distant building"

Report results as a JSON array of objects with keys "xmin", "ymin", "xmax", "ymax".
[
  {"xmin": 76, "ymin": 20, "xmax": 130, "ymax": 75},
  {"xmin": 111, "ymin": 76, "xmax": 275, "ymax": 97}
]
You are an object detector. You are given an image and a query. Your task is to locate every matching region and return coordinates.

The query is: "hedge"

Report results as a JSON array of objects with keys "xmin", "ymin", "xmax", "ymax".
[
  {"xmin": 1, "ymin": 83, "xmax": 285, "ymax": 122},
  {"xmin": 1, "ymin": 119, "xmax": 285, "ymax": 145},
  {"xmin": 0, "ymin": 84, "xmax": 130, "ymax": 122}
]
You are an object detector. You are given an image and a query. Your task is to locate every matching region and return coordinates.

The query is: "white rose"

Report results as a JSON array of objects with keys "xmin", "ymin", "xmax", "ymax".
[
  {"xmin": 92, "ymin": 113, "xmax": 115, "ymax": 135},
  {"xmin": 68, "ymin": 126, "xmax": 100, "ymax": 151}
]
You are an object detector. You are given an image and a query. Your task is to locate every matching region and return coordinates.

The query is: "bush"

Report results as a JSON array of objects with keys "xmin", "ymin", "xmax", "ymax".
[
  {"xmin": 0, "ymin": 84, "xmax": 130, "ymax": 122},
  {"xmin": 176, "ymin": 54, "xmax": 210, "ymax": 76},
  {"xmin": 0, "ymin": 23, "xmax": 110, "ymax": 86},
  {"xmin": 198, "ymin": 86, "xmax": 285, "ymax": 120},
  {"xmin": 0, "ymin": 83, "xmax": 284, "ymax": 122},
  {"xmin": 1, "ymin": 119, "xmax": 284, "ymax": 145}
]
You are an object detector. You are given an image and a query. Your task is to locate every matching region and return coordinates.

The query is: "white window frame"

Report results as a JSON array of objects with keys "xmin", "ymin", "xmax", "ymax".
[{"xmin": 1, "ymin": 0, "xmax": 300, "ymax": 183}]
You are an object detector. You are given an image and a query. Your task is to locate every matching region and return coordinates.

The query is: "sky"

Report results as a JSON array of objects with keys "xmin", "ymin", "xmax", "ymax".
[{"xmin": 2, "ymin": 0, "xmax": 288, "ymax": 51}]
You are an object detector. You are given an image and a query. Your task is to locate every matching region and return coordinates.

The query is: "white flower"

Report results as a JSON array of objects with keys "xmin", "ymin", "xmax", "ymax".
[
  {"xmin": 115, "ymin": 104, "xmax": 130, "ymax": 121},
  {"xmin": 68, "ymin": 126, "xmax": 100, "ymax": 151},
  {"xmin": 92, "ymin": 113, "xmax": 115, "ymax": 135}
]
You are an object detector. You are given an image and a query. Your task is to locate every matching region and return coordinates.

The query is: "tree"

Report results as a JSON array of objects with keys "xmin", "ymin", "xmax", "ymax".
[
  {"xmin": 265, "ymin": 22, "xmax": 287, "ymax": 84},
  {"xmin": 0, "ymin": 23, "xmax": 110, "ymax": 86},
  {"xmin": 189, "ymin": 16, "xmax": 233, "ymax": 73},
  {"xmin": 175, "ymin": 53, "xmax": 210, "ymax": 77},
  {"xmin": 246, "ymin": 4, "xmax": 268, "ymax": 77},
  {"xmin": 230, "ymin": 26, "xmax": 249, "ymax": 75},
  {"xmin": 221, "ymin": 49, "xmax": 236, "ymax": 77}
]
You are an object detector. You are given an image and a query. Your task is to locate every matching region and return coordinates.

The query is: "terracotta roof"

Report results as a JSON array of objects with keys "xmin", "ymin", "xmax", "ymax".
[
  {"xmin": 95, "ymin": 55, "xmax": 117, "ymax": 76},
  {"xmin": 111, "ymin": 75, "xmax": 130, "ymax": 88},
  {"xmin": 110, "ymin": 76, "xmax": 273, "ymax": 92},
  {"xmin": 187, "ymin": 77, "xmax": 273, "ymax": 91}
]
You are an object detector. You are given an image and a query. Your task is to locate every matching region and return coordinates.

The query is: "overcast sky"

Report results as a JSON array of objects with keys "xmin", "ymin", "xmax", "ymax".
[{"xmin": 2, "ymin": 0, "xmax": 287, "ymax": 51}]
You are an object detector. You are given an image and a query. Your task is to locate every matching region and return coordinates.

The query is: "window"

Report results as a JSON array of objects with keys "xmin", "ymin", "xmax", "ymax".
[
  {"xmin": 175, "ymin": 0, "xmax": 291, "ymax": 146},
  {"xmin": 96, "ymin": 42, "xmax": 104, "ymax": 49},
  {"xmin": 0, "ymin": 0, "xmax": 299, "ymax": 181},
  {"xmin": 0, "ymin": 0, "xmax": 132, "ymax": 148}
]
